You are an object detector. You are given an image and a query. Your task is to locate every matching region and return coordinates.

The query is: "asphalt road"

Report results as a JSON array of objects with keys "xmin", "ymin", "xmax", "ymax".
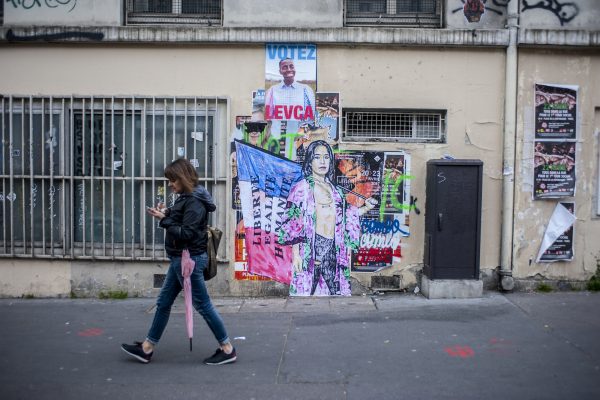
[{"xmin": 1, "ymin": 291, "xmax": 599, "ymax": 400}]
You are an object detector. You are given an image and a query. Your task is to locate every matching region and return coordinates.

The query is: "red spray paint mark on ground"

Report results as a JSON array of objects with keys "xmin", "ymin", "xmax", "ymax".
[
  {"xmin": 488, "ymin": 337, "xmax": 514, "ymax": 355},
  {"xmin": 78, "ymin": 328, "xmax": 103, "ymax": 337},
  {"xmin": 444, "ymin": 345, "xmax": 475, "ymax": 358}
]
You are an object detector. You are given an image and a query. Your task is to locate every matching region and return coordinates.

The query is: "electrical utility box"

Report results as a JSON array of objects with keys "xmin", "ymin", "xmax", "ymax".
[{"xmin": 423, "ymin": 159, "xmax": 483, "ymax": 280}]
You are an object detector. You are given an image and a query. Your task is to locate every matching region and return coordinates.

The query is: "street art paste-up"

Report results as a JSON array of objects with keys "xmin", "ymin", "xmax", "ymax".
[
  {"xmin": 236, "ymin": 140, "xmax": 303, "ymax": 284},
  {"xmin": 231, "ymin": 118, "xmax": 278, "ymax": 281},
  {"xmin": 251, "ymin": 90, "xmax": 265, "ymax": 122},
  {"xmin": 231, "ymin": 44, "xmax": 410, "ymax": 291},
  {"xmin": 536, "ymin": 202, "xmax": 575, "ymax": 262},
  {"xmin": 316, "ymin": 92, "xmax": 340, "ymax": 141},
  {"xmin": 463, "ymin": 0, "xmax": 486, "ymax": 22},
  {"xmin": 277, "ymin": 141, "xmax": 378, "ymax": 296}
]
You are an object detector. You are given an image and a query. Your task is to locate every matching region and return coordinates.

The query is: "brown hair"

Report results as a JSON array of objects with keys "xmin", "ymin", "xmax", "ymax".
[{"xmin": 164, "ymin": 158, "xmax": 198, "ymax": 193}]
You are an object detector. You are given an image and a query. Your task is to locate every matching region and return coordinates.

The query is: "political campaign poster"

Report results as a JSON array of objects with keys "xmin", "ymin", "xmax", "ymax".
[
  {"xmin": 535, "ymin": 83, "xmax": 578, "ymax": 140},
  {"xmin": 265, "ymin": 43, "xmax": 316, "ymax": 124},
  {"xmin": 534, "ymin": 140, "xmax": 576, "ymax": 198},
  {"xmin": 537, "ymin": 202, "xmax": 575, "ymax": 262}
]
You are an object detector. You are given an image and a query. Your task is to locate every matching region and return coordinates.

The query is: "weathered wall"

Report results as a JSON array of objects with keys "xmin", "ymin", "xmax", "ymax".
[
  {"xmin": 513, "ymin": 49, "xmax": 600, "ymax": 285},
  {"xmin": 0, "ymin": 260, "xmax": 71, "ymax": 297},
  {"xmin": 519, "ymin": 0, "xmax": 600, "ymax": 30},
  {"xmin": 318, "ymin": 45, "xmax": 505, "ymax": 290},
  {"xmin": 4, "ymin": 0, "xmax": 122, "ymax": 26},
  {"xmin": 3, "ymin": 1, "xmax": 599, "ymax": 31},
  {"xmin": 446, "ymin": 0, "xmax": 600, "ymax": 31},
  {"xmin": 224, "ymin": 0, "xmax": 343, "ymax": 28},
  {"xmin": 0, "ymin": 44, "xmax": 505, "ymax": 296}
]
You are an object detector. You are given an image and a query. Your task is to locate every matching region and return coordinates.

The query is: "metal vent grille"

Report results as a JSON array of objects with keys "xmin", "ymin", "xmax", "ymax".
[{"xmin": 343, "ymin": 110, "xmax": 445, "ymax": 142}]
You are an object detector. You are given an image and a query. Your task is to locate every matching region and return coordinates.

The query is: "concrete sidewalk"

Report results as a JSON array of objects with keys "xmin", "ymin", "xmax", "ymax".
[{"xmin": 1, "ymin": 291, "xmax": 599, "ymax": 400}]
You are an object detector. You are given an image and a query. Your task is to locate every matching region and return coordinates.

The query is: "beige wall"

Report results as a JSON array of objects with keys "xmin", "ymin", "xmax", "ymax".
[
  {"xmin": 318, "ymin": 46, "xmax": 506, "ymax": 288},
  {"xmin": 514, "ymin": 50, "xmax": 600, "ymax": 282},
  {"xmin": 0, "ymin": 45, "xmax": 507, "ymax": 295},
  {"xmin": 0, "ymin": 260, "xmax": 71, "ymax": 297}
]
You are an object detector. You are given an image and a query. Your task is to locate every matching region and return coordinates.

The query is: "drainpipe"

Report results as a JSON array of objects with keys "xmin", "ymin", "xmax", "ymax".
[{"xmin": 499, "ymin": 0, "xmax": 519, "ymax": 291}]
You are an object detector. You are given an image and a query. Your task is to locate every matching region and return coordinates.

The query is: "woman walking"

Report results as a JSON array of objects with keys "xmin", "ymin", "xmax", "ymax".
[{"xmin": 121, "ymin": 159, "xmax": 236, "ymax": 365}]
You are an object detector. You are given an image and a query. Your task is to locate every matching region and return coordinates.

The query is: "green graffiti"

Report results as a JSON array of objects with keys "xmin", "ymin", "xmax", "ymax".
[
  {"xmin": 379, "ymin": 172, "xmax": 414, "ymax": 220},
  {"xmin": 243, "ymin": 125, "xmax": 303, "ymax": 159}
]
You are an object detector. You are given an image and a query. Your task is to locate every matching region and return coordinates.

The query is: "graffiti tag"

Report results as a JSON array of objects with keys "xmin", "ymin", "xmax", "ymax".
[
  {"xmin": 0, "ymin": 192, "xmax": 17, "ymax": 202},
  {"xmin": 362, "ymin": 218, "xmax": 406, "ymax": 235},
  {"xmin": 7, "ymin": 0, "xmax": 77, "ymax": 12},
  {"xmin": 379, "ymin": 172, "xmax": 414, "ymax": 220},
  {"xmin": 48, "ymin": 185, "xmax": 56, "ymax": 216},
  {"xmin": 359, "ymin": 232, "xmax": 402, "ymax": 250},
  {"xmin": 522, "ymin": 0, "xmax": 579, "ymax": 26},
  {"xmin": 77, "ymin": 182, "xmax": 86, "ymax": 227},
  {"xmin": 30, "ymin": 183, "xmax": 38, "ymax": 210}
]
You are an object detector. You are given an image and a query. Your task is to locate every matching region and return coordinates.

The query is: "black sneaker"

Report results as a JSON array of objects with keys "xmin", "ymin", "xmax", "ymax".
[
  {"xmin": 121, "ymin": 341, "xmax": 153, "ymax": 364},
  {"xmin": 203, "ymin": 347, "xmax": 237, "ymax": 365}
]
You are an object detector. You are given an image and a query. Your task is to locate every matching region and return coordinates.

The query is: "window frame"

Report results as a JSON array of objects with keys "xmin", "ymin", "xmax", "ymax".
[
  {"xmin": 125, "ymin": 0, "xmax": 223, "ymax": 26},
  {"xmin": 342, "ymin": 108, "xmax": 447, "ymax": 143},
  {"xmin": 1, "ymin": 95, "xmax": 229, "ymax": 261},
  {"xmin": 344, "ymin": 0, "xmax": 444, "ymax": 28}
]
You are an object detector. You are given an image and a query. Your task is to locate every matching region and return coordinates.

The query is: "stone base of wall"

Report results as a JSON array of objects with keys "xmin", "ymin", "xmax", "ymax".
[
  {"xmin": 513, "ymin": 279, "xmax": 588, "ymax": 292},
  {"xmin": 0, "ymin": 260, "xmax": 593, "ymax": 298}
]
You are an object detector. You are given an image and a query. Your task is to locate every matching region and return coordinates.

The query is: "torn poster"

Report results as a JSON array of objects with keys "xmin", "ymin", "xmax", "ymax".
[{"xmin": 536, "ymin": 202, "xmax": 575, "ymax": 262}]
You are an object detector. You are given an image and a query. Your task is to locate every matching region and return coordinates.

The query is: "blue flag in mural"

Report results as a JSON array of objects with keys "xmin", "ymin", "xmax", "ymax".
[{"xmin": 235, "ymin": 140, "xmax": 303, "ymax": 284}]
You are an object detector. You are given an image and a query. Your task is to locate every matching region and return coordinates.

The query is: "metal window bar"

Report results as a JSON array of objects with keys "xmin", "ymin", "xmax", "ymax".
[
  {"xmin": 343, "ymin": 110, "xmax": 445, "ymax": 142},
  {"xmin": 0, "ymin": 95, "xmax": 228, "ymax": 260},
  {"xmin": 126, "ymin": 0, "xmax": 222, "ymax": 25},
  {"xmin": 345, "ymin": 0, "xmax": 442, "ymax": 28}
]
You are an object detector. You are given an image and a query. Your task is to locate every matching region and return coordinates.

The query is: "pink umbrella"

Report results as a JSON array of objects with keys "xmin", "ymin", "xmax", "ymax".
[{"xmin": 181, "ymin": 249, "xmax": 195, "ymax": 351}]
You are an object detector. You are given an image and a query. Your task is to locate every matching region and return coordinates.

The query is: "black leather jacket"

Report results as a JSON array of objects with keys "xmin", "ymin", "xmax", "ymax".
[{"xmin": 160, "ymin": 185, "xmax": 216, "ymax": 257}]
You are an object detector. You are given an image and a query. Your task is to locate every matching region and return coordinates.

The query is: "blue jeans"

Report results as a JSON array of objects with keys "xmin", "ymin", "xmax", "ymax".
[{"xmin": 146, "ymin": 252, "xmax": 230, "ymax": 346}]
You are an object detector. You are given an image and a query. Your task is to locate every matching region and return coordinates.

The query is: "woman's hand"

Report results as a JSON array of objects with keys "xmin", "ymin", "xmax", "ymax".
[{"xmin": 146, "ymin": 205, "xmax": 166, "ymax": 220}]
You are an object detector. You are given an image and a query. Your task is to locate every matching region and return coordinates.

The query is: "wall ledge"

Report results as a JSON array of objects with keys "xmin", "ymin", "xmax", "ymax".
[{"xmin": 1, "ymin": 26, "xmax": 509, "ymax": 47}]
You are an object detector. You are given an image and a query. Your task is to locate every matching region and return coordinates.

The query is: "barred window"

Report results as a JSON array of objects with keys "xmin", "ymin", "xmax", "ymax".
[
  {"xmin": 343, "ymin": 109, "xmax": 446, "ymax": 142},
  {"xmin": 345, "ymin": 0, "xmax": 443, "ymax": 28},
  {"xmin": 127, "ymin": 0, "xmax": 222, "ymax": 26},
  {"xmin": 0, "ymin": 96, "xmax": 228, "ymax": 260}
]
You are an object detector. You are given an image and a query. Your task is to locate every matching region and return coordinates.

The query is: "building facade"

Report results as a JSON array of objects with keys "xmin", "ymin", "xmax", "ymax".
[{"xmin": 0, "ymin": 0, "xmax": 599, "ymax": 297}]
